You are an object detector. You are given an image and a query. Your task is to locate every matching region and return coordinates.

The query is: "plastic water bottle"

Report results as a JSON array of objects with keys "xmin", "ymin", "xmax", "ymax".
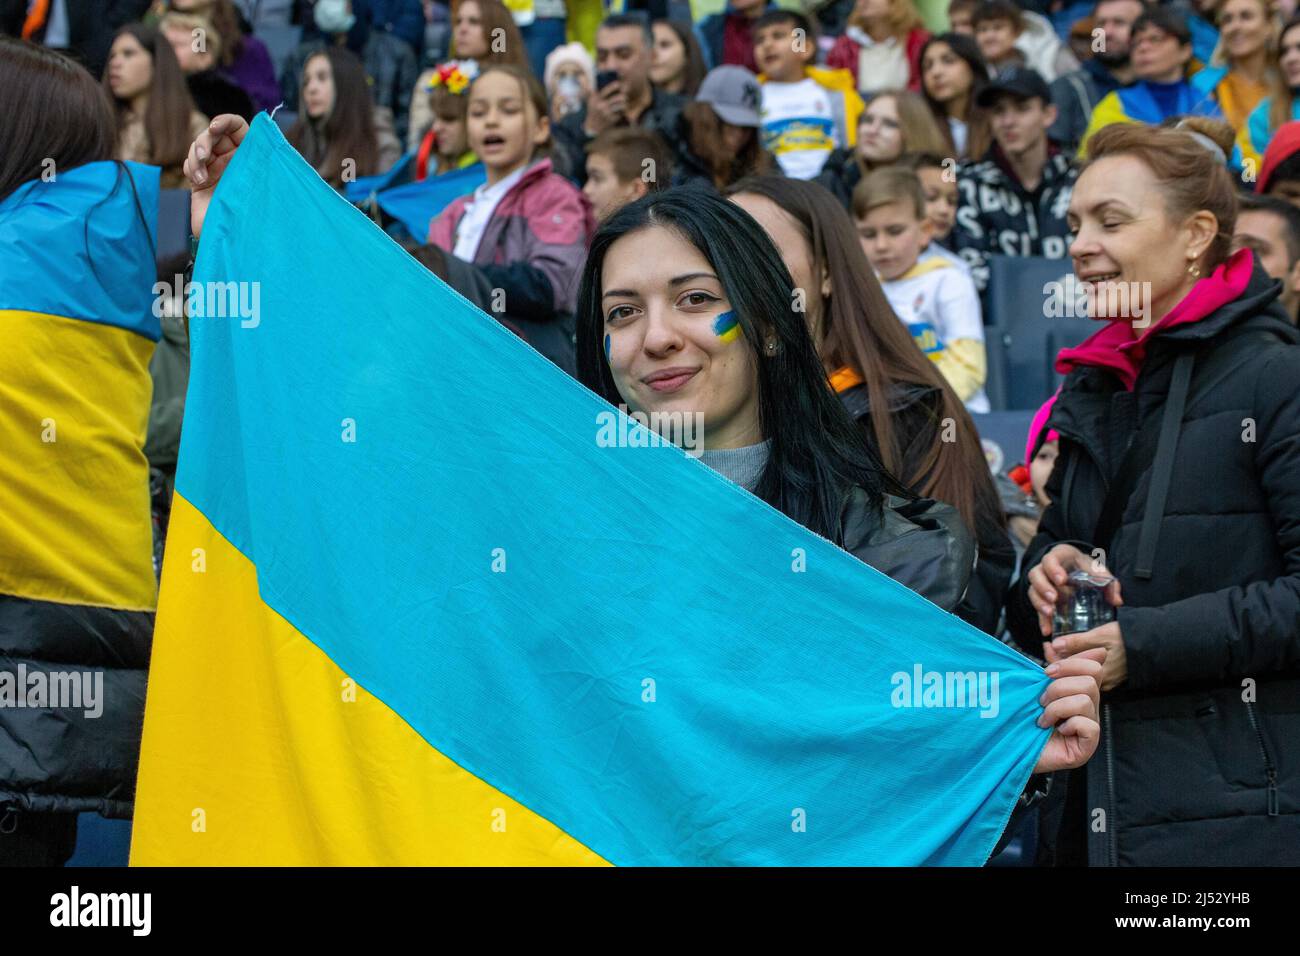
[{"xmin": 1052, "ymin": 570, "xmax": 1116, "ymax": 636}]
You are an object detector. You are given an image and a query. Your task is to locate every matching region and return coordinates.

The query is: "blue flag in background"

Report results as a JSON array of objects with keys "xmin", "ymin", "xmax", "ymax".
[
  {"xmin": 344, "ymin": 152, "xmax": 486, "ymax": 241},
  {"xmin": 132, "ymin": 115, "xmax": 1051, "ymax": 866}
]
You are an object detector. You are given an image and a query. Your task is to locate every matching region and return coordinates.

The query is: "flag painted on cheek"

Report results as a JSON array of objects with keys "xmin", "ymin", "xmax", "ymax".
[
  {"xmin": 131, "ymin": 116, "xmax": 1053, "ymax": 866},
  {"xmin": 712, "ymin": 309, "xmax": 741, "ymax": 343}
]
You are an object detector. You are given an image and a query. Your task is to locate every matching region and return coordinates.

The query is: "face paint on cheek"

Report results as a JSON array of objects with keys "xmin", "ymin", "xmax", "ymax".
[
  {"xmin": 604, "ymin": 333, "xmax": 611, "ymax": 361},
  {"xmin": 712, "ymin": 310, "xmax": 741, "ymax": 344}
]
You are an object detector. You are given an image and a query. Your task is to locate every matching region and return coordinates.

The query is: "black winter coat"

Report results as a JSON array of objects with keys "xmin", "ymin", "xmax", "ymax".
[
  {"xmin": 0, "ymin": 598, "xmax": 152, "ymax": 818},
  {"xmin": 1008, "ymin": 258, "xmax": 1300, "ymax": 865}
]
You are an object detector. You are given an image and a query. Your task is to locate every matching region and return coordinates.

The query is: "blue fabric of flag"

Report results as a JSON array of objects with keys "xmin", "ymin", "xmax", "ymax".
[{"xmin": 181, "ymin": 115, "xmax": 1053, "ymax": 865}]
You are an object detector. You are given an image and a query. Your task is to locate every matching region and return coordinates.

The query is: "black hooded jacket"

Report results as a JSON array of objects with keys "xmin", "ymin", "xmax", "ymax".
[{"xmin": 1008, "ymin": 256, "xmax": 1300, "ymax": 865}]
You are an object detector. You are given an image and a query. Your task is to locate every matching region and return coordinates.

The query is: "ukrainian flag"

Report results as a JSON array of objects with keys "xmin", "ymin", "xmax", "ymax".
[
  {"xmin": 132, "ymin": 116, "xmax": 1051, "ymax": 866},
  {"xmin": 0, "ymin": 160, "xmax": 159, "ymax": 816}
]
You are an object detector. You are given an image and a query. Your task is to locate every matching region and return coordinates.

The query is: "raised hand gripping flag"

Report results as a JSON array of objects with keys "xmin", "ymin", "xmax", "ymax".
[{"xmin": 131, "ymin": 116, "xmax": 1051, "ymax": 866}]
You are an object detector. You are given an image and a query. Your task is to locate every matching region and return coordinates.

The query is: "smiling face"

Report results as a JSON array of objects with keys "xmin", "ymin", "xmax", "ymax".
[
  {"xmin": 649, "ymin": 22, "xmax": 686, "ymax": 87},
  {"xmin": 857, "ymin": 95, "xmax": 903, "ymax": 165},
  {"xmin": 466, "ymin": 70, "xmax": 548, "ymax": 183},
  {"xmin": 921, "ymin": 42, "xmax": 974, "ymax": 107},
  {"xmin": 601, "ymin": 224, "xmax": 763, "ymax": 450},
  {"xmin": 729, "ymin": 192, "xmax": 826, "ymax": 345},
  {"xmin": 1129, "ymin": 25, "xmax": 1191, "ymax": 82},
  {"xmin": 107, "ymin": 32, "xmax": 153, "ymax": 102},
  {"xmin": 453, "ymin": 1, "xmax": 489, "ymax": 59},
  {"xmin": 301, "ymin": 53, "xmax": 335, "ymax": 119},
  {"xmin": 1218, "ymin": 0, "xmax": 1271, "ymax": 63},
  {"xmin": 1067, "ymin": 154, "xmax": 1217, "ymax": 324}
]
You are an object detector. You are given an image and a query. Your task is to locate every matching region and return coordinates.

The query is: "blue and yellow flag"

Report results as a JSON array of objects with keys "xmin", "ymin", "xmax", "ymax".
[
  {"xmin": 0, "ymin": 160, "xmax": 159, "ymax": 817},
  {"xmin": 131, "ymin": 116, "xmax": 1051, "ymax": 866}
]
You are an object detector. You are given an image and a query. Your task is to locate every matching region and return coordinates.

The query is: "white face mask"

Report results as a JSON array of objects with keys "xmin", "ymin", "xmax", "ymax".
[{"xmin": 314, "ymin": 0, "xmax": 357, "ymax": 34}]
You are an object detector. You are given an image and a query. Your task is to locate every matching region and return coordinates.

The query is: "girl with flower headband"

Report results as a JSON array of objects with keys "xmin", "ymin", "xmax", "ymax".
[{"xmin": 414, "ymin": 60, "xmax": 479, "ymax": 181}]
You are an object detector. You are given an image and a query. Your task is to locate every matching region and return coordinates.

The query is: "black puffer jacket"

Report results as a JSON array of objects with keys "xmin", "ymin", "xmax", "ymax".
[
  {"xmin": 1008, "ymin": 257, "xmax": 1300, "ymax": 865},
  {"xmin": 0, "ymin": 599, "xmax": 152, "ymax": 818}
]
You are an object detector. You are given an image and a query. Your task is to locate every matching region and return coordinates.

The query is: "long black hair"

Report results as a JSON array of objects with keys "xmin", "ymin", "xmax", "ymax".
[{"xmin": 575, "ymin": 190, "xmax": 910, "ymax": 540}]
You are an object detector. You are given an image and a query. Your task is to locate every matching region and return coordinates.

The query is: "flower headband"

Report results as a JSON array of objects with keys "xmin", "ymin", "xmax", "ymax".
[{"xmin": 425, "ymin": 59, "xmax": 479, "ymax": 95}]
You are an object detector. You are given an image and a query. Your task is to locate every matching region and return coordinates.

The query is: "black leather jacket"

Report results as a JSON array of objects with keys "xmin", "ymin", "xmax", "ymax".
[{"xmin": 837, "ymin": 489, "xmax": 975, "ymax": 613}]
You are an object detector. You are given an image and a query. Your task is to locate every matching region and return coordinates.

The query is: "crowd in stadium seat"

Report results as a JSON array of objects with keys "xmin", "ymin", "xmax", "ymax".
[{"xmin": 5, "ymin": 0, "xmax": 1300, "ymax": 869}]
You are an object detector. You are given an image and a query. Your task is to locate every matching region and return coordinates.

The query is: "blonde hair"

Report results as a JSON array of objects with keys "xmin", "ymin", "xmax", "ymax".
[
  {"xmin": 159, "ymin": 12, "xmax": 222, "ymax": 64},
  {"xmin": 1209, "ymin": 0, "xmax": 1280, "ymax": 70},
  {"xmin": 849, "ymin": 0, "xmax": 924, "ymax": 39},
  {"xmin": 852, "ymin": 166, "xmax": 928, "ymax": 221}
]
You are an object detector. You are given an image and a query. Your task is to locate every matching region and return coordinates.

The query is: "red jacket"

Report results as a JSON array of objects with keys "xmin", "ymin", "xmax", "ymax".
[{"xmin": 826, "ymin": 27, "xmax": 930, "ymax": 94}]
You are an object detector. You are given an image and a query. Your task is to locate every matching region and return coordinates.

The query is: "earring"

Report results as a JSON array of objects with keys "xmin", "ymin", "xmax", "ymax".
[
  {"xmin": 765, "ymin": 340, "xmax": 778, "ymax": 355},
  {"xmin": 1188, "ymin": 261, "xmax": 1201, "ymax": 278}
]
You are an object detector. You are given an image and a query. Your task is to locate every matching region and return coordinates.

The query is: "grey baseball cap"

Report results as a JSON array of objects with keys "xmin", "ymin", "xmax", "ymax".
[{"xmin": 697, "ymin": 65, "xmax": 763, "ymax": 128}]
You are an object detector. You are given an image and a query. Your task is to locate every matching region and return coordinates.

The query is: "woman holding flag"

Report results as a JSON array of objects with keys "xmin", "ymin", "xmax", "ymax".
[{"xmin": 182, "ymin": 112, "xmax": 1104, "ymax": 860}]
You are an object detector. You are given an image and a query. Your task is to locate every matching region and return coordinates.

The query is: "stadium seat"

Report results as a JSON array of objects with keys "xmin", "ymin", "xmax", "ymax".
[
  {"xmin": 970, "ymin": 410, "xmax": 1037, "ymax": 472},
  {"xmin": 255, "ymin": 23, "xmax": 302, "ymax": 87},
  {"xmin": 984, "ymin": 254, "xmax": 1096, "ymax": 410},
  {"xmin": 156, "ymin": 189, "xmax": 192, "ymax": 266},
  {"xmin": 983, "ymin": 321, "xmax": 1009, "ymax": 411}
]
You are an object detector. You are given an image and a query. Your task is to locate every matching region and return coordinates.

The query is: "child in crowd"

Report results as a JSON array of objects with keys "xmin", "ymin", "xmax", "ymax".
[
  {"xmin": 583, "ymin": 127, "xmax": 675, "ymax": 222},
  {"xmin": 970, "ymin": 0, "xmax": 1078, "ymax": 81},
  {"xmin": 545, "ymin": 41, "xmax": 595, "ymax": 122},
  {"xmin": 971, "ymin": 1, "xmax": 1026, "ymax": 73},
  {"xmin": 1006, "ymin": 394, "xmax": 1059, "ymax": 549},
  {"xmin": 853, "ymin": 167, "xmax": 989, "ymax": 412},
  {"xmin": 414, "ymin": 61, "xmax": 479, "ymax": 181},
  {"xmin": 900, "ymin": 151, "xmax": 960, "ymax": 250},
  {"xmin": 426, "ymin": 64, "xmax": 595, "ymax": 372},
  {"xmin": 1256, "ymin": 120, "xmax": 1300, "ymax": 207},
  {"xmin": 947, "ymin": 0, "xmax": 977, "ymax": 34},
  {"xmin": 752, "ymin": 8, "xmax": 864, "ymax": 180}
]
